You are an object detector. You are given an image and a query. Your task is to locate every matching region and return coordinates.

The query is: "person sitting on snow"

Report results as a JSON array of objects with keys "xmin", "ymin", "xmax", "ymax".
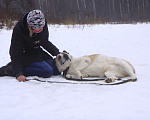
[{"xmin": 0, "ymin": 9, "xmax": 61, "ymax": 82}]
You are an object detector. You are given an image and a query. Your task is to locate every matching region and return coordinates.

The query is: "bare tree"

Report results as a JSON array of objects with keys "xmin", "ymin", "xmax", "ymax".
[
  {"xmin": 119, "ymin": 0, "xmax": 123, "ymax": 18},
  {"xmin": 3, "ymin": 0, "xmax": 16, "ymax": 13},
  {"xmin": 112, "ymin": 0, "xmax": 116, "ymax": 17},
  {"xmin": 127, "ymin": 0, "xmax": 130, "ymax": 16},
  {"xmin": 92, "ymin": 0, "xmax": 96, "ymax": 20},
  {"xmin": 14, "ymin": 0, "xmax": 35, "ymax": 14}
]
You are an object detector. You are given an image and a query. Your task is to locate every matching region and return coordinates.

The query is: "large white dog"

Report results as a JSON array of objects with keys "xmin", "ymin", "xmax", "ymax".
[{"xmin": 54, "ymin": 51, "xmax": 137, "ymax": 83}]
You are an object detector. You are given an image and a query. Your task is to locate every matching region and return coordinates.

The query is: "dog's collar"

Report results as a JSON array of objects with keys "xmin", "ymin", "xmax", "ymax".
[{"xmin": 63, "ymin": 67, "xmax": 70, "ymax": 76}]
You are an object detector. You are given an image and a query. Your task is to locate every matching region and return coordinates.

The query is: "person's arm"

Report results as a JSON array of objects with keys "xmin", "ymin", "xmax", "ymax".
[
  {"xmin": 9, "ymin": 26, "xmax": 26, "ymax": 81},
  {"xmin": 42, "ymin": 40, "xmax": 60, "ymax": 56},
  {"xmin": 41, "ymin": 24, "xmax": 60, "ymax": 56}
]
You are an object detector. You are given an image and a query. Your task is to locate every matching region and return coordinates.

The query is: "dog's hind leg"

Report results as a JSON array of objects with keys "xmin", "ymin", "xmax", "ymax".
[
  {"xmin": 104, "ymin": 71, "xmax": 121, "ymax": 83},
  {"xmin": 123, "ymin": 70, "xmax": 137, "ymax": 82},
  {"xmin": 117, "ymin": 60, "xmax": 137, "ymax": 81}
]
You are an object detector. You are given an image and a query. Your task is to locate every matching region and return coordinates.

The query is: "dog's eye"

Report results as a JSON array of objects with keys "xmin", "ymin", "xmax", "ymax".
[{"xmin": 63, "ymin": 54, "xmax": 69, "ymax": 60}]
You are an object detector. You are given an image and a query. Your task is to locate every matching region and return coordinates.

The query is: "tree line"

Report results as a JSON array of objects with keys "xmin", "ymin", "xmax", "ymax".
[{"xmin": 0, "ymin": 0, "xmax": 150, "ymax": 26}]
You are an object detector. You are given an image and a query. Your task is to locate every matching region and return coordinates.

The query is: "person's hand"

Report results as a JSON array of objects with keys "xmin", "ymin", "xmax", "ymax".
[{"xmin": 17, "ymin": 75, "xmax": 26, "ymax": 82}]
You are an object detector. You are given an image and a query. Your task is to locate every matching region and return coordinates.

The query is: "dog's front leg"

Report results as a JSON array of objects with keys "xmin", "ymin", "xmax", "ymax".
[
  {"xmin": 66, "ymin": 70, "xmax": 82, "ymax": 79},
  {"xmin": 66, "ymin": 57, "xmax": 91, "ymax": 79},
  {"xmin": 77, "ymin": 57, "xmax": 91, "ymax": 71},
  {"xmin": 75, "ymin": 70, "xmax": 82, "ymax": 79},
  {"xmin": 66, "ymin": 74, "xmax": 77, "ymax": 79}
]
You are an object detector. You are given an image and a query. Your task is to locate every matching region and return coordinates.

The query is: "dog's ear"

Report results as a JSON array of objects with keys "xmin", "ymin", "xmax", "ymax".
[{"xmin": 63, "ymin": 50, "xmax": 69, "ymax": 54}]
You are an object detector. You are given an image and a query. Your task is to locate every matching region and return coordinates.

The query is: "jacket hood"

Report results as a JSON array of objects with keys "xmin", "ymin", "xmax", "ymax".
[{"xmin": 18, "ymin": 12, "xmax": 29, "ymax": 34}]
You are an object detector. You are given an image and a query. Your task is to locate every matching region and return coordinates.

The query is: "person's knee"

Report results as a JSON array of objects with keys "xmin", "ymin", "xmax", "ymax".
[{"xmin": 42, "ymin": 67, "xmax": 53, "ymax": 78}]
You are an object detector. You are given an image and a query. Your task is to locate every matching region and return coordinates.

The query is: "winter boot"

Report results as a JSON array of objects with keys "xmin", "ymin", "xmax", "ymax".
[{"xmin": 0, "ymin": 62, "xmax": 14, "ymax": 77}]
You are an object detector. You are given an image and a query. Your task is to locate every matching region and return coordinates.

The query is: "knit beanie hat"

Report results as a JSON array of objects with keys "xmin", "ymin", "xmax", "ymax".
[{"xmin": 27, "ymin": 10, "xmax": 45, "ymax": 29}]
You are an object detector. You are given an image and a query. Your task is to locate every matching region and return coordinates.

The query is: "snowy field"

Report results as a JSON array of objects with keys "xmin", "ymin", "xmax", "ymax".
[{"xmin": 0, "ymin": 23, "xmax": 150, "ymax": 120}]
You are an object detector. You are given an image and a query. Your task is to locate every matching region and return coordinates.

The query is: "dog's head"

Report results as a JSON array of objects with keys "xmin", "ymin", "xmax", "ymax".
[{"xmin": 54, "ymin": 51, "xmax": 72, "ymax": 72}]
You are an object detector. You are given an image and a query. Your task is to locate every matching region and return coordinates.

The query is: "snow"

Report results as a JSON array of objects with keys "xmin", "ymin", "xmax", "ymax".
[{"xmin": 0, "ymin": 23, "xmax": 150, "ymax": 120}]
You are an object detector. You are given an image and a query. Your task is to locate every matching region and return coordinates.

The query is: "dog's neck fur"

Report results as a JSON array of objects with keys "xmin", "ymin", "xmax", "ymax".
[{"xmin": 62, "ymin": 56, "xmax": 74, "ymax": 76}]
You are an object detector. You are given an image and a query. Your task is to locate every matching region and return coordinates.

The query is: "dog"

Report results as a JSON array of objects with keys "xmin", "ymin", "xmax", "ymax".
[{"xmin": 54, "ymin": 51, "xmax": 137, "ymax": 83}]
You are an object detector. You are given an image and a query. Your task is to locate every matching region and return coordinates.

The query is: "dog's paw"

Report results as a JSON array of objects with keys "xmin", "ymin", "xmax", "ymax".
[
  {"xmin": 105, "ymin": 78, "xmax": 112, "ymax": 83},
  {"xmin": 105, "ymin": 78, "xmax": 116, "ymax": 83},
  {"xmin": 66, "ymin": 74, "xmax": 79, "ymax": 79},
  {"xmin": 66, "ymin": 74, "xmax": 73, "ymax": 78},
  {"xmin": 132, "ymin": 78, "xmax": 137, "ymax": 82}
]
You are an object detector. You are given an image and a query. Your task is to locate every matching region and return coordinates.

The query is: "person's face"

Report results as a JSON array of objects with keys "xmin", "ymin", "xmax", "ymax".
[{"xmin": 32, "ymin": 27, "xmax": 43, "ymax": 31}]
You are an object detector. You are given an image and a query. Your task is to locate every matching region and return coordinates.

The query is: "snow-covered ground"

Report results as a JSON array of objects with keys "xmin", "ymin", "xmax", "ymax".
[{"xmin": 0, "ymin": 23, "xmax": 150, "ymax": 120}]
